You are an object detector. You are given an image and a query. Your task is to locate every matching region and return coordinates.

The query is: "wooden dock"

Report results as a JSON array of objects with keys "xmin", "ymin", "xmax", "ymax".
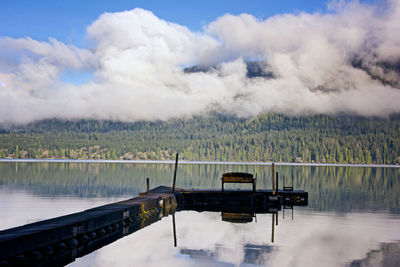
[
  {"xmin": 0, "ymin": 185, "xmax": 307, "ymax": 266},
  {"xmin": 0, "ymin": 186, "xmax": 177, "ymax": 266},
  {"xmin": 176, "ymin": 189, "xmax": 307, "ymax": 213},
  {"xmin": 0, "ymin": 158, "xmax": 308, "ymax": 266}
]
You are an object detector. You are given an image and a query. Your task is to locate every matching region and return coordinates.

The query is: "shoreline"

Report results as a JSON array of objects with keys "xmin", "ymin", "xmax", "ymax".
[{"xmin": 0, "ymin": 158, "xmax": 399, "ymax": 168}]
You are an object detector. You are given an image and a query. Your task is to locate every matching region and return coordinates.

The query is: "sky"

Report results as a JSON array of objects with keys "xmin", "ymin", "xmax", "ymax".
[
  {"xmin": 0, "ymin": 0, "xmax": 333, "ymax": 44},
  {"xmin": 0, "ymin": 0, "xmax": 399, "ymax": 124}
]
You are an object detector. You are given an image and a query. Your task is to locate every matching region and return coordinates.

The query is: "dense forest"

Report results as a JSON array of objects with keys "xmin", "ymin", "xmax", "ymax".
[{"xmin": 0, "ymin": 113, "xmax": 399, "ymax": 164}]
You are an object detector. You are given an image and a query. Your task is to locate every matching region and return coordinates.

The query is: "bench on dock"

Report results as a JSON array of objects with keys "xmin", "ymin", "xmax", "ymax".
[
  {"xmin": 221, "ymin": 212, "xmax": 254, "ymax": 223},
  {"xmin": 221, "ymin": 172, "xmax": 256, "ymax": 192}
]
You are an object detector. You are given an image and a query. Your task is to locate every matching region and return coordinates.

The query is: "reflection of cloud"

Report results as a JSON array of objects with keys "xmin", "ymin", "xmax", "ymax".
[
  {"xmin": 1, "ymin": 1, "xmax": 400, "ymax": 124},
  {"xmin": 71, "ymin": 210, "xmax": 400, "ymax": 267},
  {"xmin": 269, "ymin": 212, "xmax": 400, "ymax": 267},
  {"xmin": 0, "ymin": 189, "xmax": 127, "ymax": 231}
]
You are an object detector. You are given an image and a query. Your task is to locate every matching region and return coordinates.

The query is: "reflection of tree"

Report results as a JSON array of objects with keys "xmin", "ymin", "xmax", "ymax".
[
  {"xmin": 349, "ymin": 241, "xmax": 400, "ymax": 267},
  {"xmin": 0, "ymin": 162, "xmax": 399, "ymax": 213},
  {"xmin": 180, "ymin": 243, "xmax": 274, "ymax": 266}
]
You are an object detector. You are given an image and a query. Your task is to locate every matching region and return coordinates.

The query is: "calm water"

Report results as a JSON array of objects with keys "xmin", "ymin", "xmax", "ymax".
[{"xmin": 0, "ymin": 161, "xmax": 399, "ymax": 266}]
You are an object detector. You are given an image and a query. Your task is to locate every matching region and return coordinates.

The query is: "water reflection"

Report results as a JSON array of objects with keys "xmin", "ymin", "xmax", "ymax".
[
  {"xmin": 0, "ymin": 181, "xmax": 305, "ymax": 266},
  {"xmin": 1, "ymin": 162, "xmax": 399, "ymax": 266},
  {"xmin": 0, "ymin": 162, "xmax": 399, "ymax": 213},
  {"xmin": 0, "ymin": 188, "xmax": 129, "ymax": 231},
  {"xmin": 72, "ymin": 210, "xmax": 400, "ymax": 267}
]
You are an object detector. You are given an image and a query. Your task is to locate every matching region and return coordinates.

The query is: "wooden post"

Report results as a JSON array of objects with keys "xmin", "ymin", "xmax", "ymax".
[
  {"xmin": 271, "ymin": 213, "xmax": 275, "ymax": 243},
  {"xmin": 172, "ymin": 213, "xmax": 177, "ymax": 247},
  {"xmin": 292, "ymin": 176, "xmax": 294, "ymax": 189},
  {"xmin": 172, "ymin": 153, "xmax": 179, "ymax": 193},
  {"xmin": 146, "ymin": 178, "xmax": 150, "ymax": 193},
  {"xmin": 276, "ymin": 172, "xmax": 279, "ymax": 194},
  {"xmin": 253, "ymin": 173, "xmax": 257, "ymax": 192},
  {"xmin": 253, "ymin": 175, "xmax": 256, "ymax": 192},
  {"xmin": 272, "ymin": 163, "xmax": 275, "ymax": 195},
  {"xmin": 283, "ymin": 175, "xmax": 285, "ymax": 188},
  {"xmin": 292, "ymin": 206, "xmax": 294, "ymax": 220}
]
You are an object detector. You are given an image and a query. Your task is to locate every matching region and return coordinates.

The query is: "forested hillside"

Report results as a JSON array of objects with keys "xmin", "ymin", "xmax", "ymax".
[{"xmin": 0, "ymin": 113, "xmax": 399, "ymax": 164}]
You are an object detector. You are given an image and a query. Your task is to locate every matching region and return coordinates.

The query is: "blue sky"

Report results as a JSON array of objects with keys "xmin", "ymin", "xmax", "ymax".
[{"xmin": 1, "ymin": 0, "xmax": 342, "ymax": 46}]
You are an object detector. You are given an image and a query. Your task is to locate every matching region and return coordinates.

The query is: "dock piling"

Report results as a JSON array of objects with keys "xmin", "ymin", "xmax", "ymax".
[
  {"xmin": 283, "ymin": 175, "xmax": 285, "ymax": 188},
  {"xmin": 172, "ymin": 213, "xmax": 177, "ymax": 247},
  {"xmin": 271, "ymin": 213, "xmax": 275, "ymax": 243},
  {"xmin": 292, "ymin": 206, "xmax": 294, "ymax": 220},
  {"xmin": 172, "ymin": 153, "xmax": 179, "ymax": 193},
  {"xmin": 253, "ymin": 173, "xmax": 257, "ymax": 192},
  {"xmin": 146, "ymin": 178, "xmax": 150, "ymax": 193},
  {"xmin": 272, "ymin": 163, "xmax": 275, "ymax": 195}
]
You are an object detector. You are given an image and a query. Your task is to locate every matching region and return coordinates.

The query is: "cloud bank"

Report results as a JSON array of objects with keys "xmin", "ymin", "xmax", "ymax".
[{"xmin": 1, "ymin": 0, "xmax": 400, "ymax": 124}]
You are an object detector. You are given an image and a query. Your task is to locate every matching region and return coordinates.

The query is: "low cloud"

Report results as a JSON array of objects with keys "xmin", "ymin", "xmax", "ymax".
[{"xmin": 1, "ymin": 0, "xmax": 400, "ymax": 124}]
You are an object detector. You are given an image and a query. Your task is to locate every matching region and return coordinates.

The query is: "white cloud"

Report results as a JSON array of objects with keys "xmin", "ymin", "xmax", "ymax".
[{"xmin": 1, "ymin": 2, "xmax": 400, "ymax": 124}]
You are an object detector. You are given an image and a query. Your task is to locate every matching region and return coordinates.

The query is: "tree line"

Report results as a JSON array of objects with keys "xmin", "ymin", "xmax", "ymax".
[{"xmin": 0, "ymin": 113, "xmax": 399, "ymax": 164}]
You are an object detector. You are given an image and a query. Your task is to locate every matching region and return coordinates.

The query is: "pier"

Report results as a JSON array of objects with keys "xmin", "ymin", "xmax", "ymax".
[
  {"xmin": 0, "ymin": 186, "xmax": 307, "ymax": 266},
  {"xmin": 176, "ymin": 188, "xmax": 307, "ymax": 213},
  {"xmin": 0, "ymin": 160, "xmax": 308, "ymax": 266},
  {"xmin": 0, "ymin": 186, "xmax": 176, "ymax": 266}
]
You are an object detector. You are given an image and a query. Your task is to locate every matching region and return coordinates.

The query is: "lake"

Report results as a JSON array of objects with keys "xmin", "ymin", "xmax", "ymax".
[{"xmin": 1, "ymin": 161, "xmax": 399, "ymax": 266}]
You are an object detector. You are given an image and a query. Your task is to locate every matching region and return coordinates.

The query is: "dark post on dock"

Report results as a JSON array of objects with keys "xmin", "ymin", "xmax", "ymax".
[
  {"xmin": 272, "ymin": 163, "xmax": 275, "ymax": 195},
  {"xmin": 172, "ymin": 153, "xmax": 179, "ymax": 193}
]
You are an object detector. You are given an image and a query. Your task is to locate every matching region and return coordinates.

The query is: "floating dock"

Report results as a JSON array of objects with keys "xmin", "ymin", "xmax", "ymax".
[
  {"xmin": 176, "ymin": 189, "xmax": 307, "ymax": 213},
  {"xmin": 0, "ymin": 185, "xmax": 307, "ymax": 266},
  {"xmin": 0, "ymin": 160, "xmax": 308, "ymax": 266}
]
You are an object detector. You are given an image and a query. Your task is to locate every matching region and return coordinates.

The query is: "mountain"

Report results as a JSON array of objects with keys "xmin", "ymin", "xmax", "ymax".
[{"xmin": 184, "ymin": 61, "xmax": 275, "ymax": 79}]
